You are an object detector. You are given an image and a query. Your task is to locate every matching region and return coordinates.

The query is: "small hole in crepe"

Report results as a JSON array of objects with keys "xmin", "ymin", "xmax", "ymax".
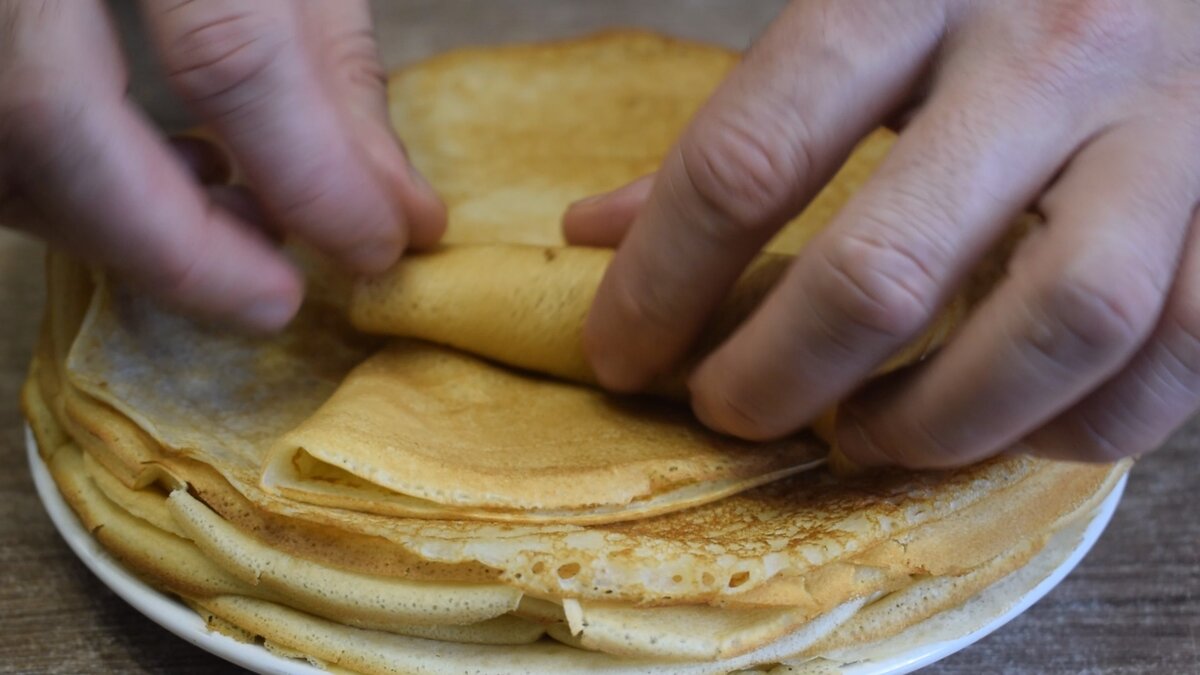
[{"xmin": 557, "ymin": 563, "xmax": 581, "ymax": 579}]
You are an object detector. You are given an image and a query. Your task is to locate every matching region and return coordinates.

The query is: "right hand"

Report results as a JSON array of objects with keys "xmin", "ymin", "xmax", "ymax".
[
  {"xmin": 0, "ymin": 0, "xmax": 445, "ymax": 331},
  {"xmin": 565, "ymin": 0, "xmax": 1200, "ymax": 469}
]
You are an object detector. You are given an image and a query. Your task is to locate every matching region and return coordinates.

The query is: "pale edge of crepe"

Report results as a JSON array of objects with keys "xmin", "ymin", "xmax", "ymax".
[{"xmin": 189, "ymin": 513, "xmax": 1097, "ymax": 675}]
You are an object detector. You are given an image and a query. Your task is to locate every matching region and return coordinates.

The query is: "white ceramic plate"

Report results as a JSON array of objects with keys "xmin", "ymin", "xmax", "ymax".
[{"xmin": 28, "ymin": 427, "xmax": 1126, "ymax": 675}]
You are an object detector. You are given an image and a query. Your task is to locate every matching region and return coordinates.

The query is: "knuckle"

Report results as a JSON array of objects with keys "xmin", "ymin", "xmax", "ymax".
[
  {"xmin": 1019, "ymin": 0, "xmax": 1154, "ymax": 94},
  {"xmin": 272, "ymin": 162, "xmax": 339, "ymax": 221},
  {"xmin": 679, "ymin": 110, "xmax": 812, "ymax": 238},
  {"xmin": 1166, "ymin": 290, "xmax": 1200, "ymax": 374},
  {"xmin": 161, "ymin": 9, "xmax": 285, "ymax": 105},
  {"xmin": 1152, "ymin": 287, "xmax": 1200, "ymax": 391},
  {"xmin": 1046, "ymin": 268, "xmax": 1158, "ymax": 356},
  {"xmin": 1017, "ymin": 266, "xmax": 1158, "ymax": 373},
  {"xmin": 0, "ymin": 73, "xmax": 80, "ymax": 151},
  {"xmin": 1048, "ymin": 0, "xmax": 1153, "ymax": 50},
  {"xmin": 269, "ymin": 160, "xmax": 398, "ymax": 258},
  {"xmin": 817, "ymin": 230, "xmax": 942, "ymax": 342}
]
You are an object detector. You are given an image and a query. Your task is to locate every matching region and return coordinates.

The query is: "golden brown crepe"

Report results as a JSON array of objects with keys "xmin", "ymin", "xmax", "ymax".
[{"xmin": 261, "ymin": 339, "xmax": 824, "ymax": 515}]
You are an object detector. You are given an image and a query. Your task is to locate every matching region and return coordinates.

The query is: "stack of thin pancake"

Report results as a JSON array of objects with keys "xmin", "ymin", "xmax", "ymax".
[{"xmin": 23, "ymin": 32, "xmax": 1128, "ymax": 674}]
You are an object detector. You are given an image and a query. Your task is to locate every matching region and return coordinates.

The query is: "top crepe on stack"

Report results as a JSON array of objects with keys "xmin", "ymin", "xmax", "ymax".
[{"xmin": 23, "ymin": 30, "xmax": 1128, "ymax": 673}]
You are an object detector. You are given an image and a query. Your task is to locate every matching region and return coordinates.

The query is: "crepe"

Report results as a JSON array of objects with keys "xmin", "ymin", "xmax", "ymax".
[
  {"xmin": 48, "ymin": 442, "xmax": 551, "ymax": 646},
  {"xmin": 187, "ymin": 513, "xmax": 1095, "ymax": 675},
  {"xmin": 391, "ymin": 30, "xmax": 736, "ymax": 247},
  {"xmin": 261, "ymin": 339, "xmax": 823, "ymax": 515}
]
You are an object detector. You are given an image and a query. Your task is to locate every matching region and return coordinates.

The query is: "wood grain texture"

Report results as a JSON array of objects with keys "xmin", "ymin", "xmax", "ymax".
[{"xmin": 1, "ymin": 1, "xmax": 1196, "ymax": 672}]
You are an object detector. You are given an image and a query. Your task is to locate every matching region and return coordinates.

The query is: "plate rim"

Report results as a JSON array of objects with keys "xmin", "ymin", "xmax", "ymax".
[{"xmin": 26, "ymin": 426, "xmax": 1126, "ymax": 675}]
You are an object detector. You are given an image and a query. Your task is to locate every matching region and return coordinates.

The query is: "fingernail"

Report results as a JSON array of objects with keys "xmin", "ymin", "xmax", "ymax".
[{"xmin": 237, "ymin": 294, "xmax": 298, "ymax": 333}]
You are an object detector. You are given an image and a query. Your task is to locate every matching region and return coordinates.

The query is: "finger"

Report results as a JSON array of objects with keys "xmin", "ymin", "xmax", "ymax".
[
  {"xmin": 205, "ymin": 184, "xmax": 275, "ymax": 239},
  {"xmin": 140, "ymin": 0, "xmax": 430, "ymax": 273},
  {"xmin": 839, "ymin": 118, "xmax": 1198, "ymax": 468},
  {"xmin": 1022, "ymin": 205, "xmax": 1200, "ymax": 463},
  {"xmin": 562, "ymin": 174, "xmax": 654, "ymax": 247},
  {"xmin": 294, "ymin": 0, "xmax": 445, "ymax": 249},
  {"xmin": 1, "ymin": 0, "xmax": 302, "ymax": 330},
  {"xmin": 169, "ymin": 135, "xmax": 232, "ymax": 184},
  {"xmin": 689, "ymin": 51, "xmax": 1100, "ymax": 441},
  {"xmin": 584, "ymin": 1, "xmax": 950, "ymax": 392}
]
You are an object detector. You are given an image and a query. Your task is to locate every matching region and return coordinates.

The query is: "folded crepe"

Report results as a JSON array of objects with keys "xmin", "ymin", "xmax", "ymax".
[{"xmin": 263, "ymin": 236, "xmax": 973, "ymax": 518}]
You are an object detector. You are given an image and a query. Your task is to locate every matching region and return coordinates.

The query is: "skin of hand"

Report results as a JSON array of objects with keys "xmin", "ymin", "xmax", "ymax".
[
  {"xmin": 0, "ymin": 0, "xmax": 445, "ymax": 331},
  {"xmin": 564, "ymin": 0, "xmax": 1200, "ymax": 468}
]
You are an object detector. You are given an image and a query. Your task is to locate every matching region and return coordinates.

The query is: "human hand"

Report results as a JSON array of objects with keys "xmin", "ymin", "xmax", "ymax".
[
  {"xmin": 0, "ymin": 0, "xmax": 445, "ymax": 331},
  {"xmin": 565, "ymin": 0, "xmax": 1200, "ymax": 468}
]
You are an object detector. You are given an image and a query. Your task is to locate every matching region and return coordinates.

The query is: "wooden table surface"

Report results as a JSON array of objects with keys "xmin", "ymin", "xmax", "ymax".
[{"xmin": 1, "ymin": 2, "xmax": 1197, "ymax": 672}]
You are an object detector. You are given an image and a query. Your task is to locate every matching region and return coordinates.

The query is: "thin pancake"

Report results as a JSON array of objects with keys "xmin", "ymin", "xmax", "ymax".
[
  {"xmin": 48, "ymin": 442, "xmax": 548, "ymax": 646},
  {"xmin": 197, "ymin": 594, "xmax": 865, "ymax": 675},
  {"xmin": 391, "ymin": 30, "xmax": 737, "ymax": 247},
  {"xmin": 263, "ymin": 340, "xmax": 824, "ymax": 513},
  {"xmin": 167, "ymin": 488, "xmax": 523, "ymax": 628}
]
